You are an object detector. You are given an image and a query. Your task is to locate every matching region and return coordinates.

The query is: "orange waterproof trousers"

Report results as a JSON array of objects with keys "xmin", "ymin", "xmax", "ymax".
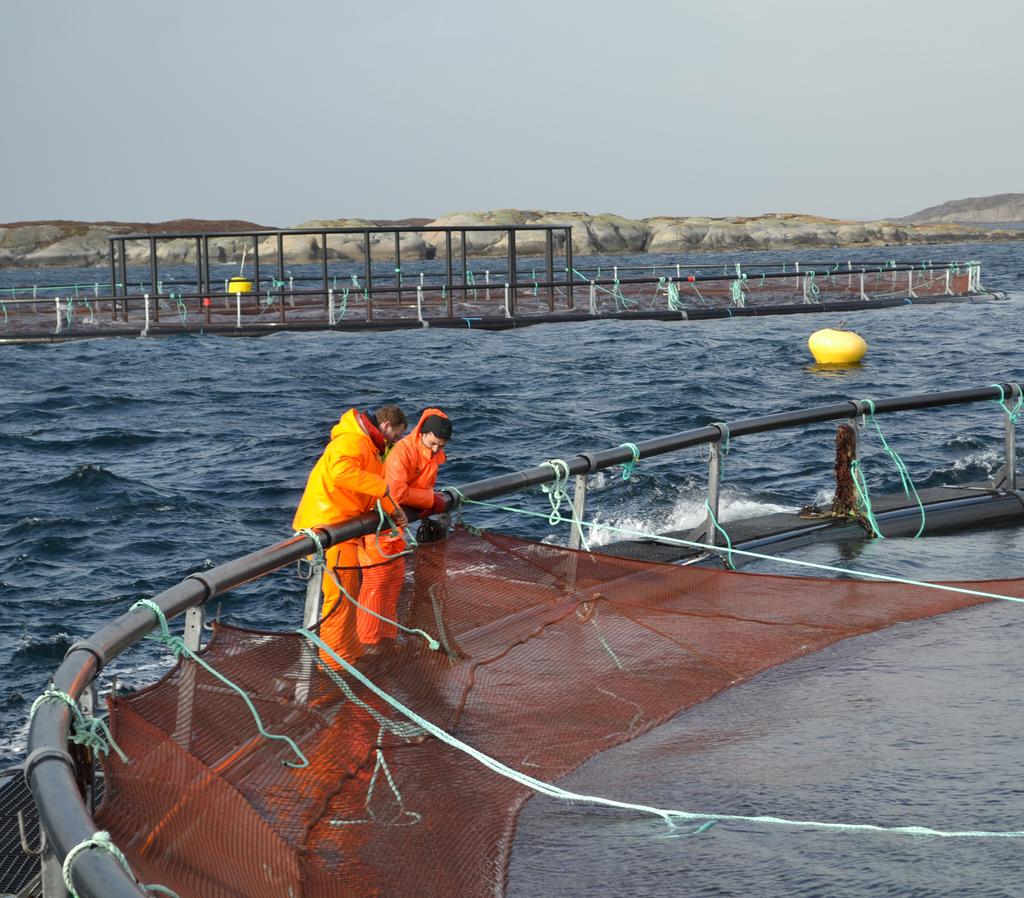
[
  {"xmin": 355, "ymin": 533, "xmax": 406, "ymax": 644},
  {"xmin": 319, "ymin": 540, "xmax": 362, "ymax": 666}
]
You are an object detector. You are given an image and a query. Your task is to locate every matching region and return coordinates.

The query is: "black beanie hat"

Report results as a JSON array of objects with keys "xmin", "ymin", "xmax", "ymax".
[{"xmin": 421, "ymin": 414, "xmax": 453, "ymax": 440}]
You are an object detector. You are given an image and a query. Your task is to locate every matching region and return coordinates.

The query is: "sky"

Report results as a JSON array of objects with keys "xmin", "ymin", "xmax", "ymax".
[{"xmin": 2, "ymin": 0, "xmax": 1022, "ymax": 225}]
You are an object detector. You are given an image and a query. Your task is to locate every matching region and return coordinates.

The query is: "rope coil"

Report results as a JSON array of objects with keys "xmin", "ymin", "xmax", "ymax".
[
  {"xmin": 618, "ymin": 443, "xmax": 641, "ymax": 481},
  {"xmin": 29, "ymin": 687, "xmax": 127, "ymax": 762}
]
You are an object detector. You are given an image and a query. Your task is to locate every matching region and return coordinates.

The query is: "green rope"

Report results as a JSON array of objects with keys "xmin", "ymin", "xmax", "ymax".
[
  {"xmin": 703, "ymin": 500, "xmax": 735, "ymax": 569},
  {"xmin": 850, "ymin": 459, "xmax": 885, "ymax": 539},
  {"xmin": 371, "ymin": 499, "xmax": 417, "ymax": 560},
  {"xmin": 62, "ymin": 831, "xmax": 180, "ymax": 898},
  {"xmin": 300, "ymin": 632, "xmax": 427, "ymax": 739},
  {"xmin": 30, "ymin": 687, "xmax": 127, "ymax": 763},
  {"xmin": 806, "ymin": 271, "xmax": 821, "ymax": 301},
  {"xmin": 539, "ymin": 459, "xmax": 571, "ymax": 525},
  {"xmin": 297, "ymin": 629, "xmax": 1024, "ymax": 840},
  {"xmin": 329, "ymin": 725, "xmax": 421, "ymax": 827},
  {"xmin": 323, "ymin": 567, "xmax": 440, "ymax": 650},
  {"xmin": 857, "ymin": 399, "xmax": 927, "ymax": 538},
  {"xmin": 619, "ymin": 443, "xmax": 641, "ymax": 481},
  {"xmin": 992, "ymin": 383, "xmax": 1024, "ymax": 424},
  {"xmin": 296, "ymin": 528, "xmax": 326, "ymax": 567},
  {"xmin": 448, "ymin": 496, "xmax": 1024, "ymax": 605},
  {"xmin": 129, "ymin": 599, "xmax": 309, "ymax": 768},
  {"xmin": 729, "ymin": 277, "xmax": 746, "ymax": 308}
]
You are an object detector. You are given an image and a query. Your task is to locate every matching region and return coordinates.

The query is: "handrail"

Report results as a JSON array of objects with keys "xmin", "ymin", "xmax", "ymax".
[{"xmin": 25, "ymin": 382, "xmax": 1021, "ymax": 898}]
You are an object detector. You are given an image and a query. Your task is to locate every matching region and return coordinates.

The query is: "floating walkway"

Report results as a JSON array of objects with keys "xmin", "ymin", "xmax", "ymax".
[{"xmin": 0, "ymin": 223, "xmax": 1005, "ymax": 342}]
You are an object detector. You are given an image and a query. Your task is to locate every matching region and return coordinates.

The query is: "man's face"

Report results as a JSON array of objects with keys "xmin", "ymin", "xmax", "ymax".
[
  {"xmin": 421, "ymin": 432, "xmax": 447, "ymax": 455},
  {"xmin": 381, "ymin": 420, "xmax": 407, "ymax": 444}
]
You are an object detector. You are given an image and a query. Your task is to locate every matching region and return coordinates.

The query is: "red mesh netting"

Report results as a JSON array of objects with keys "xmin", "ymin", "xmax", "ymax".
[{"xmin": 94, "ymin": 528, "xmax": 1021, "ymax": 897}]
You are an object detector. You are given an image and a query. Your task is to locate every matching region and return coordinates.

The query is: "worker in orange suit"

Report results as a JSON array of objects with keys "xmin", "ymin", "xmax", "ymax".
[
  {"xmin": 293, "ymin": 405, "xmax": 409, "ymax": 664},
  {"xmin": 356, "ymin": 408, "xmax": 452, "ymax": 655}
]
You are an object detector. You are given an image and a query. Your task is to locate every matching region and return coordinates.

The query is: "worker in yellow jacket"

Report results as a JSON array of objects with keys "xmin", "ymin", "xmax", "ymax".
[{"xmin": 293, "ymin": 405, "xmax": 408, "ymax": 663}]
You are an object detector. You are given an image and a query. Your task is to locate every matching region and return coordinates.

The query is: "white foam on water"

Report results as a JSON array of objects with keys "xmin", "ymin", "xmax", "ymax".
[{"xmin": 584, "ymin": 490, "xmax": 798, "ymax": 548}]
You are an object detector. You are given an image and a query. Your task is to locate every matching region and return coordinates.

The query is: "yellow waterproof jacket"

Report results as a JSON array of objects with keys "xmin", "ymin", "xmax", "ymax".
[{"xmin": 292, "ymin": 409, "xmax": 399, "ymax": 531}]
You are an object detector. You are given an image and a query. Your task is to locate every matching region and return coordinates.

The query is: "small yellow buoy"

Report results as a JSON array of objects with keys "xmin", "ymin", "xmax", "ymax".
[
  {"xmin": 228, "ymin": 277, "xmax": 253, "ymax": 294},
  {"xmin": 808, "ymin": 328, "xmax": 867, "ymax": 364}
]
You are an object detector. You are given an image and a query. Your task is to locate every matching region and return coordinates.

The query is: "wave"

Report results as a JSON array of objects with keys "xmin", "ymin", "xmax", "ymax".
[
  {"xmin": 0, "ymin": 429, "xmax": 160, "ymax": 452},
  {"xmin": 580, "ymin": 490, "xmax": 797, "ymax": 548}
]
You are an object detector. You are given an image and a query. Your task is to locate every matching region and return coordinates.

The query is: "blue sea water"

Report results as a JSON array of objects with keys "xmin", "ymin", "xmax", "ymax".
[{"xmin": 1, "ymin": 242, "xmax": 1023, "ymax": 896}]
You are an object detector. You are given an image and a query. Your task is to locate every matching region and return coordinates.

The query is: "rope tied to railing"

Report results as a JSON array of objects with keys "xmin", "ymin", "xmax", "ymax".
[
  {"xmin": 29, "ymin": 687, "xmax": 127, "ymax": 763},
  {"xmin": 992, "ymin": 383, "xmax": 1024, "ymax": 424},
  {"xmin": 703, "ymin": 499, "xmax": 736, "ymax": 570},
  {"xmin": 62, "ymin": 831, "xmax": 180, "ymax": 898},
  {"xmin": 539, "ymin": 459, "xmax": 572, "ymax": 525},
  {"xmin": 851, "ymin": 399, "xmax": 926, "ymax": 539},
  {"xmin": 619, "ymin": 442, "xmax": 641, "ymax": 481},
  {"xmin": 296, "ymin": 527, "xmax": 326, "ymax": 568},
  {"xmin": 129, "ymin": 599, "xmax": 309, "ymax": 768}
]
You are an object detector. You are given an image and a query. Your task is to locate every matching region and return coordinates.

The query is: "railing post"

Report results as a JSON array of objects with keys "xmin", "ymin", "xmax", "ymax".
[
  {"xmin": 908, "ymin": 269, "xmax": 916, "ymax": 299},
  {"xmin": 416, "ymin": 285, "xmax": 425, "ymax": 325},
  {"xmin": 568, "ymin": 474, "xmax": 588, "ymax": 550},
  {"xmin": 999, "ymin": 384, "xmax": 1019, "ymax": 492},
  {"xmin": 235, "ymin": 291, "xmax": 242, "ymax": 329},
  {"xmin": 945, "ymin": 267, "xmax": 952, "ymax": 295},
  {"xmin": 394, "ymin": 230, "xmax": 402, "ymax": 307},
  {"xmin": 704, "ymin": 441, "xmax": 721, "ymax": 547},
  {"xmin": 183, "ymin": 606, "xmax": 205, "ymax": 653},
  {"xmin": 54, "ymin": 297, "xmax": 62, "ymax": 334},
  {"xmin": 303, "ymin": 565, "xmax": 324, "ymax": 629},
  {"xmin": 545, "ymin": 228, "xmax": 555, "ymax": 310},
  {"xmin": 328, "ymin": 288, "xmax": 335, "ymax": 325},
  {"xmin": 504, "ymin": 283, "xmax": 512, "ymax": 318},
  {"xmin": 143, "ymin": 294, "xmax": 150, "ymax": 336},
  {"xmin": 859, "ymin": 272, "xmax": 867, "ymax": 301},
  {"xmin": 109, "ymin": 241, "xmax": 118, "ymax": 320},
  {"xmin": 565, "ymin": 226, "xmax": 575, "ymax": 309},
  {"xmin": 507, "ymin": 227, "xmax": 517, "ymax": 310},
  {"xmin": 40, "ymin": 840, "xmax": 69, "ymax": 898}
]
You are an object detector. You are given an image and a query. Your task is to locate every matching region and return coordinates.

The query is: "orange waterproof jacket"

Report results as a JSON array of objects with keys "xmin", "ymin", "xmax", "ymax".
[
  {"xmin": 383, "ymin": 407, "xmax": 448, "ymax": 509},
  {"xmin": 292, "ymin": 408, "xmax": 400, "ymax": 531}
]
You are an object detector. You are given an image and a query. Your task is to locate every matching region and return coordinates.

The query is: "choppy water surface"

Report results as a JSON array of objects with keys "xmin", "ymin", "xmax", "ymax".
[{"xmin": 1, "ymin": 242, "xmax": 1023, "ymax": 896}]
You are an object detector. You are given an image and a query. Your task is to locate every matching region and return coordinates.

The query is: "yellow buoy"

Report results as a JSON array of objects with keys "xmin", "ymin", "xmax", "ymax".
[
  {"xmin": 808, "ymin": 328, "xmax": 867, "ymax": 364},
  {"xmin": 228, "ymin": 276, "xmax": 253, "ymax": 294}
]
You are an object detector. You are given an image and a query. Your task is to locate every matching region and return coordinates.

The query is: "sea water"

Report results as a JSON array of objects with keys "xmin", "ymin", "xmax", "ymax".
[{"xmin": 1, "ymin": 242, "xmax": 1022, "ymax": 896}]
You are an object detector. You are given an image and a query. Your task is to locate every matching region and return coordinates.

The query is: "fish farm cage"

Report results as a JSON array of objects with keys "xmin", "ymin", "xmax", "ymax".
[
  {"xmin": 0, "ymin": 223, "xmax": 1004, "ymax": 343},
  {"xmin": 6, "ymin": 382, "xmax": 1024, "ymax": 897}
]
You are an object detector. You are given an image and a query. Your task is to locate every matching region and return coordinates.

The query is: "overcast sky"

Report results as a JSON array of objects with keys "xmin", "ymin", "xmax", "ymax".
[{"xmin": 3, "ymin": 0, "xmax": 1021, "ymax": 225}]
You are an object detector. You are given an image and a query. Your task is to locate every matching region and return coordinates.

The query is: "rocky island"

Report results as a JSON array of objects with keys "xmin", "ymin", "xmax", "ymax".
[{"xmin": 2, "ymin": 195, "xmax": 1022, "ymax": 268}]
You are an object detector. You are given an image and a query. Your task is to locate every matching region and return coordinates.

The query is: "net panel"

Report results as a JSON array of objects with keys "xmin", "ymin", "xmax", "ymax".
[{"xmin": 93, "ymin": 528, "xmax": 1020, "ymax": 897}]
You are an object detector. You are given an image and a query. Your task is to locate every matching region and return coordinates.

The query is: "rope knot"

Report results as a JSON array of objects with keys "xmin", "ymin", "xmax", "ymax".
[{"xmin": 619, "ymin": 443, "xmax": 641, "ymax": 481}]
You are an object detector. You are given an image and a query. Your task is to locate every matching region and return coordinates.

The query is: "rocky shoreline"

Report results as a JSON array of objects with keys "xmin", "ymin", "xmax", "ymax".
[{"xmin": 1, "ymin": 210, "xmax": 1021, "ymax": 268}]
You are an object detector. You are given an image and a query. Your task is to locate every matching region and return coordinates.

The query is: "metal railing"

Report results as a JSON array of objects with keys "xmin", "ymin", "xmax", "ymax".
[{"xmin": 24, "ymin": 383, "xmax": 1022, "ymax": 897}]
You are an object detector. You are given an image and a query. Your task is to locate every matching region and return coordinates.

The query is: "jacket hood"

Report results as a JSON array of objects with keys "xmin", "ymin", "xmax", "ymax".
[{"xmin": 330, "ymin": 408, "xmax": 386, "ymax": 453}]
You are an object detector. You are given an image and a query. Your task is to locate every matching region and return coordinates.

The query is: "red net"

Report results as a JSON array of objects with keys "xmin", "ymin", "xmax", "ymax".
[{"xmin": 94, "ymin": 529, "xmax": 1020, "ymax": 897}]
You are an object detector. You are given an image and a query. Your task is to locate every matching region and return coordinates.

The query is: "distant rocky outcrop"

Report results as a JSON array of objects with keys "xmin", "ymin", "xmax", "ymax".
[
  {"xmin": 900, "ymin": 193, "xmax": 1024, "ymax": 224},
  {"xmin": 1, "ymin": 207, "xmax": 1021, "ymax": 269}
]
